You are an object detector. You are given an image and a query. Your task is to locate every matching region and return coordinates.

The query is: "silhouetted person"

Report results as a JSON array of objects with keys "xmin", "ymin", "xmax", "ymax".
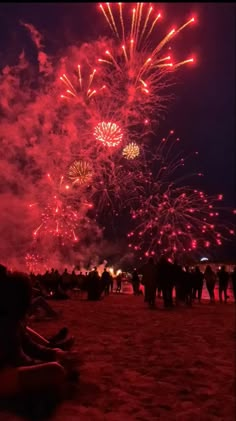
[
  {"xmin": 231, "ymin": 267, "xmax": 236, "ymax": 303},
  {"xmin": 140, "ymin": 258, "xmax": 157, "ymax": 308},
  {"xmin": 132, "ymin": 269, "xmax": 140, "ymax": 295},
  {"xmin": 71, "ymin": 270, "xmax": 77, "ymax": 288},
  {"xmin": 0, "ymin": 263, "xmax": 7, "ymax": 280},
  {"xmin": 87, "ymin": 267, "xmax": 101, "ymax": 300},
  {"xmin": 109, "ymin": 275, "xmax": 114, "ymax": 293},
  {"xmin": 157, "ymin": 257, "xmax": 174, "ymax": 308},
  {"xmin": 77, "ymin": 272, "xmax": 86, "ymax": 291},
  {"xmin": 157, "ymin": 285, "xmax": 162, "ymax": 298},
  {"xmin": 204, "ymin": 265, "xmax": 216, "ymax": 303},
  {"xmin": 192, "ymin": 266, "xmax": 204, "ymax": 302},
  {"xmin": 61, "ymin": 268, "xmax": 70, "ymax": 290},
  {"xmin": 0, "ymin": 270, "xmax": 79, "ymax": 407},
  {"xmin": 173, "ymin": 260, "xmax": 184, "ymax": 304},
  {"xmin": 182, "ymin": 266, "xmax": 193, "ymax": 306},
  {"xmin": 217, "ymin": 266, "xmax": 229, "ymax": 303},
  {"xmin": 116, "ymin": 274, "xmax": 122, "ymax": 293},
  {"xmin": 101, "ymin": 268, "xmax": 111, "ymax": 296}
]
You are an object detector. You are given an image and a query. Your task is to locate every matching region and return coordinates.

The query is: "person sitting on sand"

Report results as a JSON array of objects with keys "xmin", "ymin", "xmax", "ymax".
[
  {"xmin": 47, "ymin": 275, "xmax": 70, "ymax": 300},
  {"xmin": 0, "ymin": 271, "xmax": 79, "ymax": 399},
  {"xmin": 30, "ymin": 295, "xmax": 60, "ymax": 319}
]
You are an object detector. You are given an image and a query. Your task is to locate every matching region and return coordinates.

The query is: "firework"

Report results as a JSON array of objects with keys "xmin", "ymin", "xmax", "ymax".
[
  {"xmin": 126, "ymin": 131, "xmax": 234, "ymax": 258},
  {"xmin": 25, "ymin": 253, "xmax": 42, "ymax": 274},
  {"xmin": 94, "ymin": 121, "xmax": 123, "ymax": 147},
  {"xmin": 98, "ymin": 3, "xmax": 195, "ymax": 122},
  {"xmin": 68, "ymin": 160, "xmax": 93, "ymax": 185},
  {"xmin": 32, "ymin": 196, "xmax": 79, "ymax": 243},
  {"xmin": 122, "ymin": 142, "xmax": 140, "ymax": 159},
  {"xmin": 129, "ymin": 188, "xmax": 233, "ymax": 258}
]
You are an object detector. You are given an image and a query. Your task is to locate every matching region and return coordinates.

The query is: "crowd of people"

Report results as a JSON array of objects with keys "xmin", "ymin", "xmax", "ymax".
[
  {"xmin": 30, "ymin": 260, "xmax": 236, "ymax": 309},
  {"xmin": 6, "ymin": 259, "xmax": 236, "ymax": 311},
  {"xmin": 19, "ymin": 260, "xmax": 236, "ymax": 310},
  {"xmin": 138, "ymin": 258, "xmax": 236, "ymax": 309},
  {"xmin": 30, "ymin": 266, "xmax": 114, "ymax": 302}
]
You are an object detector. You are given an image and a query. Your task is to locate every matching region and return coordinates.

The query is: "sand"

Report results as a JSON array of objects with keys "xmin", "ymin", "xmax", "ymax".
[{"xmin": 0, "ymin": 294, "xmax": 235, "ymax": 420}]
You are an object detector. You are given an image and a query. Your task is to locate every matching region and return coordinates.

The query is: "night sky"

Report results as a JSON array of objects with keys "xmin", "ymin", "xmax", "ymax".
[{"xmin": 0, "ymin": 3, "xmax": 235, "ymax": 261}]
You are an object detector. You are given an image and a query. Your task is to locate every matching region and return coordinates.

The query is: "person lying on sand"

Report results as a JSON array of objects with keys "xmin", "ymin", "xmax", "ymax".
[{"xmin": 0, "ymin": 271, "xmax": 79, "ymax": 399}]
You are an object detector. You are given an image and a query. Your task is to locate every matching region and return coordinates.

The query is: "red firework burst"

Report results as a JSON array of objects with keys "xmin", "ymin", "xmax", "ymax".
[{"xmin": 126, "ymin": 131, "xmax": 235, "ymax": 258}]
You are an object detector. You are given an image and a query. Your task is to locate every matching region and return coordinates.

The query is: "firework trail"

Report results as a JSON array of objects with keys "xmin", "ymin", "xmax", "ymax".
[
  {"xmin": 60, "ymin": 65, "xmax": 106, "ymax": 102},
  {"xmin": 98, "ymin": 3, "xmax": 195, "ymax": 124}
]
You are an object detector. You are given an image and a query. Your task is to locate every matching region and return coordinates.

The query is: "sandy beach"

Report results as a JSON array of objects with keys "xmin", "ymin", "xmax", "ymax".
[{"xmin": 1, "ymin": 294, "xmax": 235, "ymax": 421}]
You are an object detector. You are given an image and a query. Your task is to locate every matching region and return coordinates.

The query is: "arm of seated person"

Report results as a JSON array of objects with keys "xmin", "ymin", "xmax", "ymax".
[{"xmin": 21, "ymin": 326, "xmax": 57, "ymax": 362}]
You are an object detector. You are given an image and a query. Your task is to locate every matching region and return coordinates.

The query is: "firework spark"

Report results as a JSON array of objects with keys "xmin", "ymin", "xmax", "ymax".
[
  {"xmin": 25, "ymin": 252, "xmax": 42, "ymax": 274},
  {"xmin": 94, "ymin": 121, "xmax": 123, "ymax": 147},
  {"xmin": 122, "ymin": 142, "xmax": 140, "ymax": 159},
  {"xmin": 68, "ymin": 160, "xmax": 93, "ymax": 185},
  {"xmin": 98, "ymin": 3, "xmax": 195, "ymax": 122}
]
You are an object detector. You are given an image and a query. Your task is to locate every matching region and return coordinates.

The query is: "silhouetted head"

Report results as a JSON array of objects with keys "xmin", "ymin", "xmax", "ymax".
[
  {"xmin": 0, "ymin": 264, "xmax": 7, "ymax": 278},
  {"xmin": 205, "ymin": 265, "xmax": 212, "ymax": 273},
  {"xmin": 159, "ymin": 255, "xmax": 167, "ymax": 264},
  {"xmin": 148, "ymin": 257, "xmax": 154, "ymax": 265},
  {"xmin": 0, "ymin": 272, "xmax": 32, "ymax": 321},
  {"xmin": 221, "ymin": 265, "xmax": 225, "ymax": 271}
]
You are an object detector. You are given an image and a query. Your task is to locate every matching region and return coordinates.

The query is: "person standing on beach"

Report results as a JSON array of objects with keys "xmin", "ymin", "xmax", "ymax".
[
  {"xmin": 231, "ymin": 267, "xmax": 236, "ymax": 303},
  {"xmin": 140, "ymin": 258, "xmax": 158, "ymax": 309},
  {"xmin": 204, "ymin": 265, "xmax": 216, "ymax": 303},
  {"xmin": 217, "ymin": 266, "xmax": 229, "ymax": 303}
]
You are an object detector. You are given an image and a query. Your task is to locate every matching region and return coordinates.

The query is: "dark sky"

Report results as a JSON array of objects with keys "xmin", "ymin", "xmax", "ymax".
[{"xmin": 0, "ymin": 2, "xmax": 235, "ymax": 258}]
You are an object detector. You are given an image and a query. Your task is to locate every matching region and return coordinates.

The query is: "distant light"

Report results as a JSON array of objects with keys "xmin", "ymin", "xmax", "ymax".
[{"xmin": 200, "ymin": 257, "xmax": 209, "ymax": 262}]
